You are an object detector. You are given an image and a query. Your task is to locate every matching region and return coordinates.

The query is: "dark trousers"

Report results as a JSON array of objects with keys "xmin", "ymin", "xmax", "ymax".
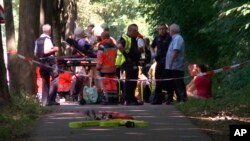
[
  {"xmin": 152, "ymin": 62, "xmax": 167, "ymax": 104},
  {"xmin": 40, "ymin": 61, "xmax": 59, "ymax": 106},
  {"xmin": 70, "ymin": 75, "xmax": 84, "ymax": 100},
  {"xmin": 123, "ymin": 64, "xmax": 138, "ymax": 104},
  {"xmin": 166, "ymin": 70, "xmax": 187, "ymax": 102}
]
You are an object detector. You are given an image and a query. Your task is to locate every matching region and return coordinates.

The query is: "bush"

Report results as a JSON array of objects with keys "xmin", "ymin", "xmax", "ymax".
[{"xmin": 0, "ymin": 93, "xmax": 51, "ymax": 140}]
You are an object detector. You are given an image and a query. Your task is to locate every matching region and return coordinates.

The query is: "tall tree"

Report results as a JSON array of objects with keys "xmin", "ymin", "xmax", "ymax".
[
  {"xmin": 62, "ymin": 0, "xmax": 77, "ymax": 39},
  {"xmin": 61, "ymin": 0, "xmax": 77, "ymax": 55},
  {"xmin": 0, "ymin": 24, "xmax": 11, "ymax": 104},
  {"xmin": 17, "ymin": 0, "xmax": 40, "ymax": 95},
  {"xmin": 4, "ymin": 0, "xmax": 18, "ymax": 95}
]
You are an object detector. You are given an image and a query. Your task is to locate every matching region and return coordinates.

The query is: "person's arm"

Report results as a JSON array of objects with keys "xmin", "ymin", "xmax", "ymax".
[
  {"xmin": 186, "ymin": 77, "xmax": 197, "ymax": 96},
  {"xmin": 96, "ymin": 45, "xmax": 104, "ymax": 70},
  {"xmin": 168, "ymin": 36, "xmax": 183, "ymax": 69},
  {"xmin": 151, "ymin": 37, "xmax": 157, "ymax": 54},
  {"xmin": 169, "ymin": 50, "xmax": 180, "ymax": 69},
  {"xmin": 44, "ymin": 38, "xmax": 58, "ymax": 55}
]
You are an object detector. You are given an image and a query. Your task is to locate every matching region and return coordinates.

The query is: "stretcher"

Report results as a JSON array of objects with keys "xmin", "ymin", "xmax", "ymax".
[{"xmin": 36, "ymin": 57, "xmax": 97, "ymax": 102}]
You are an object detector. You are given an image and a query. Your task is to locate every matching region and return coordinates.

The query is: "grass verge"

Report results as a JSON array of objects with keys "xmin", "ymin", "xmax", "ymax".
[
  {"xmin": 0, "ymin": 94, "xmax": 51, "ymax": 141},
  {"xmin": 176, "ymin": 92, "xmax": 250, "ymax": 141}
]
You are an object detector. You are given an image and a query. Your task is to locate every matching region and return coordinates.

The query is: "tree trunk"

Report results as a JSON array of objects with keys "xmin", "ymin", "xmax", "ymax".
[
  {"xmin": 0, "ymin": 25, "xmax": 11, "ymax": 105},
  {"xmin": 63, "ymin": 0, "xmax": 77, "ymax": 39},
  {"xmin": 3, "ymin": 0, "xmax": 18, "ymax": 95},
  {"xmin": 61, "ymin": 0, "xmax": 77, "ymax": 55},
  {"xmin": 17, "ymin": 0, "xmax": 40, "ymax": 95}
]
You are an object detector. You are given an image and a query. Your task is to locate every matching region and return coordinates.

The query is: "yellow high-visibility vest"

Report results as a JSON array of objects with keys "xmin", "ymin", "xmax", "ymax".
[{"xmin": 115, "ymin": 34, "xmax": 131, "ymax": 67}]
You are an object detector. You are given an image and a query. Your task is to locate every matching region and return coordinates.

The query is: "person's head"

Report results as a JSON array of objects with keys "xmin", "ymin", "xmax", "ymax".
[
  {"xmin": 197, "ymin": 64, "xmax": 208, "ymax": 73},
  {"xmin": 87, "ymin": 24, "xmax": 95, "ymax": 35},
  {"xmin": 157, "ymin": 23, "xmax": 168, "ymax": 36},
  {"xmin": 42, "ymin": 24, "xmax": 51, "ymax": 35},
  {"xmin": 144, "ymin": 37, "xmax": 150, "ymax": 47},
  {"xmin": 101, "ymin": 23, "xmax": 109, "ymax": 31},
  {"xmin": 101, "ymin": 31, "xmax": 110, "ymax": 40},
  {"xmin": 74, "ymin": 27, "xmax": 85, "ymax": 38},
  {"xmin": 127, "ymin": 24, "xmax": 138, "ymax": 38},
  {"xmin": 169, "ymin": 23, "xmax": 180, "ymax": 36},
  {"xmin": 188, "ymin": 64, "xmax": 199, "ymax": 76}
]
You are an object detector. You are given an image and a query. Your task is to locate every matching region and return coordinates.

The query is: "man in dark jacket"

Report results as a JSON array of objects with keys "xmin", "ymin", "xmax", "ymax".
[
  {"xmin": 151, "ymin": 23, "xmax": 172, "ymax": 104},
  {"xmin": 117, "ymin": 24, "xmax": 142, "ymax": 105}
]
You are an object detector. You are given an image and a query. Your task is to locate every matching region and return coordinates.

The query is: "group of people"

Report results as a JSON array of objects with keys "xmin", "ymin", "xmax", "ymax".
[{"xmin": 35, "ymin": 22, "xmax": 212, "ymax": 106}]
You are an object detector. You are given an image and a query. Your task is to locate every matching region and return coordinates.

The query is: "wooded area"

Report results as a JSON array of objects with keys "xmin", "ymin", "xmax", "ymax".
[{"xmin": 0, "ymin": 0, "xmax": 250, "ymax": 105}]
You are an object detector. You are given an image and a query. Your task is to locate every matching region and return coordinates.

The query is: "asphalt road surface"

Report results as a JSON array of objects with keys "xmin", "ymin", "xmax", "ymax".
[{"xmin": 17, "ymin": 102, "xmax": 212, "ymax": 141}]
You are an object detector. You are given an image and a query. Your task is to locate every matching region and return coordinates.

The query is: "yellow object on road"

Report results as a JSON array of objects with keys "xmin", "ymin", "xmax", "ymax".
[{"xmin": 68, "ymin": 119, "xmax": 149, "ymax": 128}]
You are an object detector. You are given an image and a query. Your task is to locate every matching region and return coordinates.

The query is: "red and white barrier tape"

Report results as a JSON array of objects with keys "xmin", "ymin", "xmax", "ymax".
[
  {"xmin": 198, "ymin": 61, "xmax": 250, "ymax": 76},
  {"xmin": 17, "ymin": 54, "xmax": 74, "ymax": 74},
  {"xmin": 17, "ymin": 54, "xmax": 250, "ymax": 82}
]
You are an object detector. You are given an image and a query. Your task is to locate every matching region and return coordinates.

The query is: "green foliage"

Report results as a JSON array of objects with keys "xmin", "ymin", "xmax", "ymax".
[
  {"xmin": 177, "ymin": 89, "xmax": 250, "ymax": 118},
  {"xmin": 0, "ymin": 93, "xmax": 51, "ymax": 140},
  {"xmin": 140, "ymin": 0, "xmax": 219, "ymax": 66},
  {"xmin": 77, "ymin": 0, "xmax": 151, "ymax": 39},
  {"xmin": 140, "ymin": 0, "xmax": 250, "ymax": 97}
]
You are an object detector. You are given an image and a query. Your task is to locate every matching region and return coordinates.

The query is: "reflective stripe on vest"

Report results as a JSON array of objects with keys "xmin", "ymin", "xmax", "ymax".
[
  {"xmin": 115, "ymin": 34, "xmax": 131, "ymax": 67},
  {"xmin": 122, "ymin": 34, "xmax": 131, "ymax": 53},
  {"xmin": 100, "ymin": 46, "xmax": 117, "ymax": 73}
]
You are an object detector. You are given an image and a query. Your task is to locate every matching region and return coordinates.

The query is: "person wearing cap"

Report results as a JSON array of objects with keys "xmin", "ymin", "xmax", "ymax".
[
  {"xmin": 34, "ymin": 24, "xmax": 59, "ymax": 106},
  {"xmin": 150, "ymin": 23, "xmax": 172, "ymax": 105}
]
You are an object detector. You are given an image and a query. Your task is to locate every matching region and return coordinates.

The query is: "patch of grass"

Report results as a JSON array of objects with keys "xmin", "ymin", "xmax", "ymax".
[
  {"xmin": 176, "ymin": 87, "xmax": 250, "ymax": 141},
  {"xmin": 0, "ymin": 93, "xmax": 51, "ymax": 141}
]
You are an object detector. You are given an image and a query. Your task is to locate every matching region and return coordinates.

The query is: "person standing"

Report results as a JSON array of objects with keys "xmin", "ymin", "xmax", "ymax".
[
  {"xmin": 96, "ymin": 31, "xmax": 118, "ymax": 104},
  {"xmin": 165, "ymin": 23, "xmax": 187, "ymax": 104},
  {"xmin": 151, "ymin": 23, "xmax": 172, "ymax": 105},
  {"xmin": 34, "ymin": 24, "xmax": 59, "ymax": 106},
  {"xmin": 117, "ymin": 24, "xmax": 142, "ymax": 105}
]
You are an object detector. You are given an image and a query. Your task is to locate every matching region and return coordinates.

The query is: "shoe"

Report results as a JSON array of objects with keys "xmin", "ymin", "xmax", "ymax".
[
  {"xmin": 46, "ymin": 101, "xmax": 60, "ymax": 106},
  {"xmin": 126, "ymin": 101, "xmax": 143, "ymax": 106},
  {"xmin": 151, "ymin": 101, "xmax": 162, "ymax": 105},
  {"xmin": 79, "ymin": 99, "xmax": 86, "ymax": 105},
  {"xmin": 166, "ymin": 101, "xmax": 174, "ymax": 105}
]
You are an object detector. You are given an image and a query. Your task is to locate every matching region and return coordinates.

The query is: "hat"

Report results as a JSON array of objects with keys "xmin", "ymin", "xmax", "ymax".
[{"xmin": 74, "ymin": 27, "xmax": 84, "ymax": 35}]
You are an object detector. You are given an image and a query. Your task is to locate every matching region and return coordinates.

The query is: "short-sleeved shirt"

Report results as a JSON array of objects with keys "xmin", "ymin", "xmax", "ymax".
[
  {"xmin": 42, "ymin": 33, "xmax": 53, "ymax": 53},
  {"xmin": 151, "ymin": 34, "xmax": 171, "ymax": 64},
  {"xmin": 165, "ymin": 34, "xmax": 185, "ymax": 71},
  {"xmin": 34, "ymin": 34, "xmax": 53, "ymax": 56}
]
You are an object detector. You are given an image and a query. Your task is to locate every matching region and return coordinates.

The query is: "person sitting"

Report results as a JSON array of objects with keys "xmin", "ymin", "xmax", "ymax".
[{"xmin": 186, "ymin": 64, "xmax": 212, "ymax": 99}]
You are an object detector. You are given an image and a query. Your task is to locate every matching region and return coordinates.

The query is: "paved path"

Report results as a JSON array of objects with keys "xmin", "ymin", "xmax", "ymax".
[{"xmin": 17, "ymin": 102, "xmax": 212, "ymax": 141}]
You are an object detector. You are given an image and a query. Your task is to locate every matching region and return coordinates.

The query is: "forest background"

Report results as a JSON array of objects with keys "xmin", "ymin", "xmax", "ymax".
[{"xmin": 0, "ymin": 0, "xmax": 249, "ymax": 141}]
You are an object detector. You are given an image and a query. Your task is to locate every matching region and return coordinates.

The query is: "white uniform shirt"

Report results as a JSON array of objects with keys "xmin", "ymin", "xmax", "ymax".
[{"xmin": 34, "ymin": 33, "xmax": 53, "ymax": 55}]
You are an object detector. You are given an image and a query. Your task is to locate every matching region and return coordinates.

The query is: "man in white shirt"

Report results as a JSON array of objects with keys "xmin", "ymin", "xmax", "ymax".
[{"xmin": 35, "ymin": 24, "xmax": 59, "ymax": 106}]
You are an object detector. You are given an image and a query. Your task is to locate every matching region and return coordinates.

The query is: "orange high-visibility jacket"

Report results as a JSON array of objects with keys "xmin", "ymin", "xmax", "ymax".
[{"xmin": 97, "ymin": 39, "xmax": 117, "ymax": 74}]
